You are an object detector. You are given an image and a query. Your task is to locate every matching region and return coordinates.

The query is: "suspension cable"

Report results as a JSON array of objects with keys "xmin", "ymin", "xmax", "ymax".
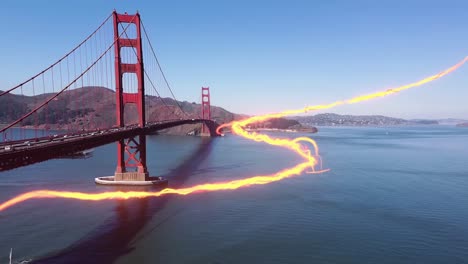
[
  {"xmin": 0, "ymin": 16, "xmax": 136, "ymax": 133},
  {"xmin": 140, "ymin": 20, "xmax": 190, "ymax": 117},
  {"xmin": 118, "ymin": 22, "xmax": 184, "ymax": 119},
  {"xmin": 0, "ymin": 13, "xmax": 113, "ymax": 97}
]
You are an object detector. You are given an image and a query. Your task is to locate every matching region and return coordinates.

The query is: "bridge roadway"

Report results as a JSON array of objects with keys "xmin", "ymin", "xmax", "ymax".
[{"xmin": 0, "ymin": 118, "xmax": 219, "ymax": 172}]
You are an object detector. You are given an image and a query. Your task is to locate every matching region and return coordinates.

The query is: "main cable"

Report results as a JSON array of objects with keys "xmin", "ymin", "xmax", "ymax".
[{"xmin": 141, "ymin": 20, "xmax": 190, "ymax": 118}]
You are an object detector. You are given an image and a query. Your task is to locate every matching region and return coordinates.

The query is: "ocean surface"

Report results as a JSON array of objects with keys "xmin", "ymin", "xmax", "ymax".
[{"xmin": 0, "ymin": 126, "xmax": 467, "ymax": 263}]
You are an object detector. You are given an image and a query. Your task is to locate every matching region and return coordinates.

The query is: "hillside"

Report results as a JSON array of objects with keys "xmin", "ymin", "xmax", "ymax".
[
  {"xmin": 293, "ymin": 113, "xmax": 440, "ymax": 126},
  {"xmin": 456, "ymin": 122, "xmax": 468, "ymax": 127},
  {"xmin": 0, "ymin": 87, "xmax": 243, "ymax": 135}
]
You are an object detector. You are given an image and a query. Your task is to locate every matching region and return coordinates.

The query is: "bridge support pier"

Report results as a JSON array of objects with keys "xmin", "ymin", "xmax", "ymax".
[
  {"xmin": 115, "ymin": 172, "xmax": 148, "ymax": 181},
  {"xmin": 114, "ymin": 135, "xmax": 149, "ymax": 182},
  {"xmin": 95, "ymin": 11, "xmax": 167, "ymax": 186}
]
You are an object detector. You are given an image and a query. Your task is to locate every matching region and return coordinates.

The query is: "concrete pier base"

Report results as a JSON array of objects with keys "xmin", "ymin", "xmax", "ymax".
[
  {"xmin": 95, "ymin": 175, "xmax": 168, "ymax": 186},
  {"xmin": 115, "ymin": 172, "xmax": 148, "ymax": 181}
]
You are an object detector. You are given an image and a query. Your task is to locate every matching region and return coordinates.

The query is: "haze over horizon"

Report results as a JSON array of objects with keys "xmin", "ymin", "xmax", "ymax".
[
  {"xmin": 295, "ymin": 112, "xmax": 468, "ymax": 122},
  {"xmin": 1, "ymin": 0, "xmax": 467, "ymax": 119}
]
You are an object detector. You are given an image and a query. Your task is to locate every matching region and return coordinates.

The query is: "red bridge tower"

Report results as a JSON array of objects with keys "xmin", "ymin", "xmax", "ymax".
[
  {"xmin": 113, "ymin": 11, "xmax": 148, "ymax": 182},
  {"xmin": 201, "ymin": 87, "xmax": 211, "ymax": 136}
]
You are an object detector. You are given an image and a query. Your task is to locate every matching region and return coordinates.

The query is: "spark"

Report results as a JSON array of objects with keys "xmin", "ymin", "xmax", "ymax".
[{"xmin": 0, "ymin": 56, "xmax": 466, "ymax": 213}]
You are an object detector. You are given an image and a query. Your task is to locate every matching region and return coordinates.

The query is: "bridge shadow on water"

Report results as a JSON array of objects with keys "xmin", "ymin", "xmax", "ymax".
[{"xmin": 34, "ymin": 138, "xmax": 216, "ymax": 264}]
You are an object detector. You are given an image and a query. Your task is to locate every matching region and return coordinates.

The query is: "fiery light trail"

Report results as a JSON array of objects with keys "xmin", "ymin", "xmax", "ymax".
[
  {"xmin": 0, "ymin": 163, "xmax": 328, "ymax": 212},
  {"xmin": 217, "ymin": 56, "xmax": 468, "ymax": 134},
  {"xmin": 0, "ymin": 56, "xmax": 466, "ymax": 213}
]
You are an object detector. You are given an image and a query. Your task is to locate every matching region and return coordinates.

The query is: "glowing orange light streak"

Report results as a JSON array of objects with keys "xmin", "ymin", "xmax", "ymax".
[
  {"xmin": 0, "ymin": 163, "xmax": 328, "ymax": 212},
  {"xmin": 217, "ymin": 56, "xmax": 468, "ymax": 134},
  {"xmin": 0, "ymin": 56, "xmax": 466, "ymax": 213}
]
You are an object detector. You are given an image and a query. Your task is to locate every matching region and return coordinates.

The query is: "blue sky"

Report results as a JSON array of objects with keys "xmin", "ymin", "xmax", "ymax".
[{"xmin": 1, "ymin": 0, "xmax": 467, "ymax": 119}]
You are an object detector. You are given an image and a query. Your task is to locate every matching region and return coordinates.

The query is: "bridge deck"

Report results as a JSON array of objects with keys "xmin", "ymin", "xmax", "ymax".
[{"xmin": 0, "ymin": 119, "xmax": 219, "ymax": 172}]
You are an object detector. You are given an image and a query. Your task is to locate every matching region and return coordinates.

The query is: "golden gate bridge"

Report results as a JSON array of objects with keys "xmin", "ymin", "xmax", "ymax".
[{"xmin": 0, "ymin": 11, "xmax": 220, "ymax": 183}]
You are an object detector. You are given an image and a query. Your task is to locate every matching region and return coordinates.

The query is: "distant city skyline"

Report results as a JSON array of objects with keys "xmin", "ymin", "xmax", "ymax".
[{"xmin": 1, "ymin": 0, "xmax": 467, "ymax": 119}]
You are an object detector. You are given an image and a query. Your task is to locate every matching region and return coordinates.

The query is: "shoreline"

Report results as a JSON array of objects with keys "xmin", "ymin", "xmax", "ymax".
[{"xmin": 245, "ymin": 127, "xmax": 318, "ymax": 133}]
